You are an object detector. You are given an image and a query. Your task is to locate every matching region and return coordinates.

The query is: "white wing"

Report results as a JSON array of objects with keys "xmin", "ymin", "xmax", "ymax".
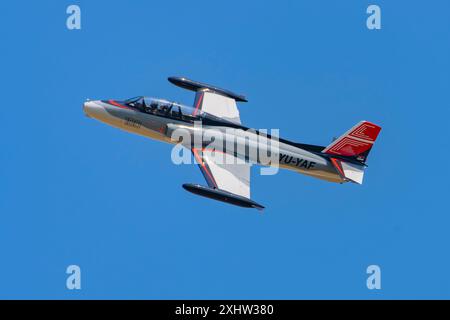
[
  {"xmin": 168, "ymin": 77, "xmax": 246, "ymax": 124},
  {"xmin": 192, "ymin": 148, "xmax": 250, "ymax": 198},
  {"xmin": 194, "ymin": 90, "xmax": 241, "ymax": 124}
]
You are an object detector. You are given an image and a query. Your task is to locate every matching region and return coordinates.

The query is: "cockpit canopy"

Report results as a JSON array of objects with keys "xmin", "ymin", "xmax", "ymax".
[{"xmin": 123, "ymin": 96, "xmax": 200, "ymax": 119}]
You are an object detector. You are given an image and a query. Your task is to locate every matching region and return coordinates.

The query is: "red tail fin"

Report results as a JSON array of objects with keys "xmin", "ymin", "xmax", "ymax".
[{"xmin": 322, "ymin": 121, "xmax": 381, "ymax": 162}]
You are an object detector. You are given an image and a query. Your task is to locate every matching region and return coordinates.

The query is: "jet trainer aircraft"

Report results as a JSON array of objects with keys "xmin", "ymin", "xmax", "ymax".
[{"xmin": 83, "ymin": 77, "xmax": 381, "ymax": 210}]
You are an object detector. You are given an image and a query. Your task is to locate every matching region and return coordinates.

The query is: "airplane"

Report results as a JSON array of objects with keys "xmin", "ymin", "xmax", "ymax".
[{"xmin": 83, "ymin": 77, "xmax": 381, "ymax": 210}]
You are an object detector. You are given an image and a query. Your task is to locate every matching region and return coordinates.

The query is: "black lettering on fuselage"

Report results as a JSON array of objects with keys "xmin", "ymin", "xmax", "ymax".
[
  {"xmin": 279, "ymin": 153, "xmax": 316, "ymax": 170},
  {"xmin": 124, "ymin": 117, "xmax": 142, "ymax": 129}
]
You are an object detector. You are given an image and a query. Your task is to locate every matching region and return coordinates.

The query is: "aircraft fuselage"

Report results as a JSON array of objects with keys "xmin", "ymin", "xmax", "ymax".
[{"xmin": 83, "ymin": 99, "xmax": 344, "ymax": 183}]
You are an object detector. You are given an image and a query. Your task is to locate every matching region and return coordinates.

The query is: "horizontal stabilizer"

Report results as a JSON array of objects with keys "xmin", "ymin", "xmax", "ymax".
[{"xmin": 330, "ymin": 157, "xmax": 366, "ymax": 184}]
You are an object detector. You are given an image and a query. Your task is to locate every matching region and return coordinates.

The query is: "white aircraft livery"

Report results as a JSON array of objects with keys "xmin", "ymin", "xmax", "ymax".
[{"xmin": 83, "ymin": 77, "xmax": 381, "ymax": 210}]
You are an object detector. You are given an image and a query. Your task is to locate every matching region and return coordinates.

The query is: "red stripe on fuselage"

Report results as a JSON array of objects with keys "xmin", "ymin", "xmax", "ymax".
[{"xmin": 108, "ymin": 100, "xmax": 130, "ymax": 109}]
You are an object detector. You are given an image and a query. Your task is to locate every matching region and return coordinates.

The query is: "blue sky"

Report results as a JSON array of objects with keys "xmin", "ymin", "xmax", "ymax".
[{"xmin": 1, "ymin": 0, "xmax": 449, "ymax": 299}]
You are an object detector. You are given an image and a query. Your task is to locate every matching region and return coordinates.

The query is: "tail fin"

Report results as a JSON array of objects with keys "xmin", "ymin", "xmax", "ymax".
[
  {"xmin": 323, "ymin": 121, "xmax": 381, "ymax": 184},
  {"xmin": 322, "ymin": 121, "xmax": 381, "ymax": 162}
]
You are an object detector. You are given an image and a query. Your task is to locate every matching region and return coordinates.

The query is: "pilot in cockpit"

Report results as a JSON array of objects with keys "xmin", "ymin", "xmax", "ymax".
[{"xmin": 149, "ymin": 102, "xmax": 158, "ymax": 114}]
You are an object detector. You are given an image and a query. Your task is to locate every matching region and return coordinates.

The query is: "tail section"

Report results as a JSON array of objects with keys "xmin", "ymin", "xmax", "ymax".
[
  {"xmin": 323, "ymin": 121, "xmax": 381, "ymax": 184},
  {"xmin": 329, "ymin": 158, "xmax": 366, "ymax": 184},
  {"xmin": 322, "ymin": 121, "xmax": 381, "ymax": 162}
]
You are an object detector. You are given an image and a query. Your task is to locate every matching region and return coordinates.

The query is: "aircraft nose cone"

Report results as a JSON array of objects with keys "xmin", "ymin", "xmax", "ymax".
[{"xmin": 83, "ymin": 100, "xmax": 99, "ymax": 117}]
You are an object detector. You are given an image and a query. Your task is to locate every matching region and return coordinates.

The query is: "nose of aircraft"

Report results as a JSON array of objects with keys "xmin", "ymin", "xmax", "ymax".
[{"xmin": 83, "ymin": 100, "xmax": 101, "ymax": 118}]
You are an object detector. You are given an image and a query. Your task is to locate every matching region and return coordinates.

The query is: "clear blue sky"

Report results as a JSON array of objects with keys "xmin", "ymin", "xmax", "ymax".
[{"xmin": 1, "ymin": 0, "xmax": 449, "ymax": 299}]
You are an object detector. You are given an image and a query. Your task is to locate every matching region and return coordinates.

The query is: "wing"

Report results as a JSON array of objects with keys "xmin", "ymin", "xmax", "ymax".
[
  {"xmin": 168, "ymin": 77, "xmax": 263, "ymax": 209},
  {"xmin": 168, "ymin": 76, "xmax": 247, "ymax": 124},
  {"xmin": 192, "ymin": 148, "xmax": 250, "ymax": 198},
  {"xmin": 193, "ymin": 90, "xmax": 241, "ymax": 124}
]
